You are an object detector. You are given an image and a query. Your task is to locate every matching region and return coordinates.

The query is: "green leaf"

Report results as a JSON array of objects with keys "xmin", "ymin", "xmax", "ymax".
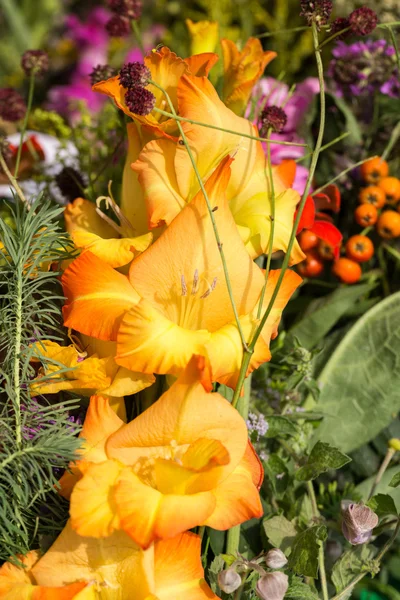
[
  {"xmin": 208, "ymin": 555, "xmax": 225, "ymax": 594},
  {"xmin": 328, "ymin": 92, "xmax": 363, "ymax": 145},
  {"xmin": 332, "ymin": 545, "xmax": 375, "ymax": 595},
  {"xmin": 296, "ymin": 441, "xmax": 351, "ymax": 481},
  {"xmin": 207, "ymin": 528, "xmax": 225, "ymax": 557},
  {"xmin": 312, "ymin": 292, "xmax": 400, "ymax": 452},
  {"xmin": 262, "ymin": 515, "xmax": 297, "ymax": 555},
  {"xmin": 288, "ymin": 283, "xmax": 375, "ymax": 350},
  {"xmin": 286, "ymin": 576, "xmax": 319, "ymax": 599},
  {"xmin": 367, "ymin": 494, "xmax": 398, "ymax": 517},
  {"xmin": 265, "ymin": 416, "xmax": 297, "ymax": 438},
  {"xmin": 390, "ymin": 472, "xmax": 400, "ymax": 488},
  {"xmin": 288, "ymin": 526, "xmax": 327, "ymax": 578},
  {"xmin": 265, "ymin": 454, "xmax": 289, "ymax": 496}
]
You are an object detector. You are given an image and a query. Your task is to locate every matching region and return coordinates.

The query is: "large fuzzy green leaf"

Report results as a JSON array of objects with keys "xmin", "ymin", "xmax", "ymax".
[{"xmin": 312, "ymin": 292, "xmax": 400, "ymax": 452}]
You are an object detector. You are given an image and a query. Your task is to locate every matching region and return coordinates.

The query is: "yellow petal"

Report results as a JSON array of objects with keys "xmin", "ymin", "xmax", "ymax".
[
  {"xmin": 186, "ymin": 19, "xmax": 219, "ymax": 55},
  {"xmin": 64, "ymin": 198, "xmax": 115, "ymax": 240},
  {"xmin": 72, "ymin": 231, "xmax": 153, "ymax": 268}
]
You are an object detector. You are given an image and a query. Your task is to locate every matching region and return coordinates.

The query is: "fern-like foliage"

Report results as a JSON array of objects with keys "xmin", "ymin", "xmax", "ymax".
[{"xmin": 0, "ymin": 196, "xmax": 82, "ymax": 560}]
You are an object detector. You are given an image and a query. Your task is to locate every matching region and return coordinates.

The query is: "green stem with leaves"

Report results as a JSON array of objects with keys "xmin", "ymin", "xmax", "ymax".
[
  {"xmin": 131, "ymin": 20, "xmax": 145, "ymax": 54},
  {"xmin": 14, "ymin": 72, "xmax": 35, "ymax": 179}
]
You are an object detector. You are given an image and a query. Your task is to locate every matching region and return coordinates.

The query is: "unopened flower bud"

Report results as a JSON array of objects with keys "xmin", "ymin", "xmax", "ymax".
[
  {"xmin": 348, "ymin": 7, "xmax": 378, "ymax": 36},
  {"xmin": 330, "ymin": 17, "xmax": 351, "ymax": 40},
  {"xmin": 389, "ymin": 438, "xmax": 400, "ymax": 452},
  {"xmin": 265, "ymin": 548, "xmax": 287, "ymax": 569},
  {"xmin": 0, "ymin": 88, "xmax": 26, "ymax": 122},
  {"xmin": 119, "ymin": 62, "xmax": 151, "ymax": 88},
  {"xmin": 260, "ymin": 106, "xmax": 287, "ymax": 135},
  {"xmin": 21, "ymin": 50, "xmax": 49, "ymax": 77},
  {"xmin": 341, "ymin": 501, "xmax": 378, "ymax": 545},
  {"xmin": 218, "ymin": 568, "xmax": 242, "ymax": 594},
  {"xmin": 256, "ymin": 572, "xmax": 289, "ymax": 600},
  {"xmin": 125, "ymin": 86, "xmax": 156, "ymax": 116}
]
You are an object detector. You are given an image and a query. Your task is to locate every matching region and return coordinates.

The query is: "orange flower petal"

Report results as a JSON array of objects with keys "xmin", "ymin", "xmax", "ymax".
[
  {"xmin": 71, "ymin": 231, "xmax": 152, "ymax": 268},
  {"xmin": 62, "ymin": 252, "xmax": 139, "ymax": 341},
  {"xmin": 154, "ymin": 532, "xmax": 218, "ymax": 600},
  {"xmin": 184, "ymin": 52, "xmax": 219, "ymax": 76},
  {"xmin": 70, "ymin": 460, "xmax": 123, "ymax": 538},
  {"xmin": 64, "ymin": 198, "xmax": 115, "ymax": 239}
]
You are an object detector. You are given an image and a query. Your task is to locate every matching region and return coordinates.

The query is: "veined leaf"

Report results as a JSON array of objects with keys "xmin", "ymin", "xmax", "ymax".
[{"xmin": 296, "ymin": 441, "xmax": 351, "ymax": 481}]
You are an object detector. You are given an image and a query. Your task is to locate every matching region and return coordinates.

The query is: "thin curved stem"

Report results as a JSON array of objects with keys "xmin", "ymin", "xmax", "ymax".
[{"xmin": 0, "ymin": 151, "xmax": 28, "ymax": 205}]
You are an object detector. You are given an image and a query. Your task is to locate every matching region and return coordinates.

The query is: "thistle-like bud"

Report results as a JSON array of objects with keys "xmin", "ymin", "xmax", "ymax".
[
  {"xmin": 119, "ymin": 62, "xmax": 151, "ymax": 88},
  {"xmin": 21, "ymin": 50, "xmax": 49, "ymax": 77},
  {"xmin": 265, "ymin": 548, "xmax": 288, "ymax": 569},
  {"xmin": 106, "ymin": 14, "xmax": 131, "ymax": 37},
  {"xmin": 108, "ymin": 0, "xmax": 142, "ymax": 20},
  {"xmin": 260, "ymin": 106, "xmax": 288, "ymax": 135},
  {"xmin": 256, "ymin": 572, "xmax": 289, "ymax": 600},
  {"xmin": 348, "ymin": 7, "xmax": 378, "ymax": 36},
  {"xmin": 0, "ymin": 88, "xmax": 26, "ymax": 122},
  {"xmin": 330, "ymin": 17, "xmax": 351, "ymax": 40},
  {"xmin": 341, "ymin": 501, "xmax": 379, "ymax": 545},
  {"xmin": 300, "ymin": 0, "xmax": 333, "ymax": 28},
  {"xmin": 90, "ymin": 64, "xmax": 117, "ymax": 86},
  {"xmin": 218, "ymin": 568, "xmax": 242, "ymax": 594},
  {"xmin": 125, "ymin": 86, "xmax": 156, "ymax": 116}
]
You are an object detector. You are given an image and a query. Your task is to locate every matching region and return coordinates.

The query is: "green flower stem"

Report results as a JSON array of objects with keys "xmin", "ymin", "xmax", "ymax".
[
  {"xmin": 330, "ymin": 518, "xmax": 400, "ymax": 600},
  {"xmin": 14, "ymin": 72, "xmax": 35, "ymax": 180},
  {"xmin": 257, "ymin": 130, "xmax": 276, "ymax": 319},
  {"xmin": 152, "ymin": 107, "xmax": 308, "ymax": 147},
  {"xmin": 384, "ymin": 244, "xmax": 400, "ymax": 262},
  {"xmin": 0, "ymin": 152, "xmax": 28, "ymax": 205},
  {"xmin": 368, "ymin": 447, "xmax": 396, "ymax": 501},
  {"xmin": 307, "ymin": 481, "xmax": 328, "ymax": 600},
  {"xmin": 151, "ymin": 80, "xmax": 249, "ymax": 351},
  {"xmin": 295, "ymin": 132, "xmax": 350, "ymax": 163},
  {"xmin": 131, "ymin": 20, "xmax": 145, "ymax": 55},
  {"xmin": 312, "ymin": 156, "xmax": 378, "ymax": 196},
  {"xmin": 256, "ymin": 25, "xmax": 310, "ymax": 39},
  {"xmin": 318, "ymin": 27, "xmax": 351, "ymax": 50}
]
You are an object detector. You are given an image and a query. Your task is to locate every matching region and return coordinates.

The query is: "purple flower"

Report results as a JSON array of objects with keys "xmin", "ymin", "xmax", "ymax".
[{"xmin": 247, "ymin": 412, "xmax": 269, "ymax": 440}]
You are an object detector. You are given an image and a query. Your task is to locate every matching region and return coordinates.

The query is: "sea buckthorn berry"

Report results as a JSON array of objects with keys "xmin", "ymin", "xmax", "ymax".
[
  {"xmin": 332, "ymin": 258, "xmax": 362, "ymax": 284},
  {"xmin": 360, "ymin": 157, "xmax": 389, "ymax": 184},
  {"xmin": 358, "ymin": 185, "xmax": 386, "ymax": 209},
  {"xmin": 354, "ymin": 204, "xmax": 378, "ymax": 227},
  {"xmin": 297, "ymin": 250, "xmax": 324, "ymax": 278},
  {"xmin": 378, "ymin": 177, "xmax": 400, "ymax": 205},
  {"xmin": 376, "ymin": 210, "xmax": 400, "ymax": 239},
  {"xmin": 298, "ymin": 229, "xmax": 318, "ymax": 252},
  {"xmin": 345, "ymin": 235, "xmax": 374, "ymax": 263},
  {"xmin": 318, "ymin": 239, "xmax": 336, "ymax": 260}
]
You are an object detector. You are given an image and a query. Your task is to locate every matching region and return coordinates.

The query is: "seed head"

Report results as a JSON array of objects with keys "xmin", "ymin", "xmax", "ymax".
[
  {"xmin": 119, "ymin": 62, "xmax": 151, "ymax": 88},
  {"xmin": 260, "ymin": 105, "xmax": 288, "ymax": 135},
  {"xmin": 108, "ymin": 0, "xmax": 142, "ymax": 19},
  {"xmin": 349, "ymin": 7, "xmax": 378, "ymax": 36},
  {"xmin": 106, "ymin": 14, "xmax": 131, "ymax": 37},
  {"xmin": 0, "ymin": 88, "xmax": 26, "ymax": 122},
  {"xmin": 21, "ymin": 50, "xmax": 49, "ymax": 77},
  {"xmin": 90, "ymin": 64, "xmax": 117, "ymax": 86},
  {"xmin": 300, "ymin": 0, "xmax": 333, "ymax": 28},
  {"xmin": 125, "ymin": 86, "xmax": 156, "ymax": 115}
]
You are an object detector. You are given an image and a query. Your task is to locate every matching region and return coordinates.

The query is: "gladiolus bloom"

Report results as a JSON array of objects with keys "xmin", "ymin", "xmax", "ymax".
[
  {"xmin": 62, "ymin": 158, "xmax": 302, "ymax": 387},
  {"xmin": 186, "ymin": 19, "xmax": 219, "ymax": 55},
  {"xmin": 133, "ymin": 75, "xmax": 304, "ymax": 262},
  {"xmin": 64, "ymin": 197, "xmax": 152, "ymax": 268},
  {"xmin": 221, "ymin": 38, "xmax": 276, "ymax": 115},
  {"xmin": 65, "ymin": 357, "xmax": 263, "ymax": 547},
  {"xmin": 0, "ymin": 522, "xmax": 217, "ymax": 599}
]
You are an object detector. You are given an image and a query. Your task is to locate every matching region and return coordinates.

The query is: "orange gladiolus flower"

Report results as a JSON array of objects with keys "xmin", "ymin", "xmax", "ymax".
[
  {"xmin": 133, "ymin": 74, "xmax": 303, "ymax": 262},
  {"xmin": 0, "ymin": 522, "xmax": 217, "ymax": 599},
  {"xmin": 186, "ymin": 19, "xmax": 219, "ymax": 55},
  {"xmin": 63, "ymin": 357, "xmax": 263, "ymax": 547},
  {"xmin": 62, "ymin": 157, "xmax": 302, "ymax": 387},
  {"xmin": 93, "ymin": 47, "xmax": 218, "ymax": 139},
  {"xmin": 64, "ymin": 196, "xmax": 152, "ymax": 268},
  {"xmin": 221, "ymin": 38, "xmax": 276, "ymax": 115}
]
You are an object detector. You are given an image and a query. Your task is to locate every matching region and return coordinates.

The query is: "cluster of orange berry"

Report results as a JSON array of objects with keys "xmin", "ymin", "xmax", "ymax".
[{"xmin": 297, "ymin": 157, "xmax": 400, "ymax": 284}]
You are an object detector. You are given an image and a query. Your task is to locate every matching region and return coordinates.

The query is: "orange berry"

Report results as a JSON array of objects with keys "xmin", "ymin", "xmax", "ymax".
[
  {"xmin": 345, "ymin": 235, "xmax": 374, "ymax": 263},
  {"xmin": 318, "ymin": 239, "xmax": 336, "ymax": 260},
  {"xmin": 360, "ymin": 157, "xmax": 389, "ymax": 184},
  {"xmin": 354, "ymin": 204, "xmax": 378, "ymax": 227},
  {"xmin": 376, "ymin": 210, "xmax": 400, "ymax": 239},
  {"xmin": 378, "ymin": 177, "xmax": 400, "ymax": 205},
  {"xmin": 358, "ymin": 185, "xmax": 386, "ymax": 209},
  {"xmin": 298, "ymin": 229, "xmax": 319, "ymax": 252},
  {"xmin": 297, "ymin": 250, "xmax": 324, "ymax": 278},
  {"xmin": 332, "ymin": 258, "xmax": 362, "ymax": 284}
]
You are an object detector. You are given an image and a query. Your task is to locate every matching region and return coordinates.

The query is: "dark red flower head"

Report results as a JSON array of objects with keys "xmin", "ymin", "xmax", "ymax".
[
  {"xmin": 349, "ymin": 7, "xmax": 378, "ymax": 36},
  {"xmin": 108, "ymin": 0, "xmax": 142, "ymax": 20},
  {"xmin": 330, "ymin": 17, "xmax": 351, "ymax": 39},
  {"xmin": 125, "ymin": 87, "xmax": 156, "ymax": 116},
  {"xmin": 119, "ymin": 62, "xmax": 151, "ymax": 88},
  {"xmin": 0, "ymin": 89, "xmax": 26, "ymax": 122},
  {"xmin": 300, "ymin": 0, "xmax": 333, "ymax": 28},
  {"xmin": 90, "ymin": 64, "xmax": 117, "ymax": 86},
  {"xmin": 21, "ymin": 50, "xmax": 49, "ymax": 77},
  {"xmin": 106, "ymin": 14, "xmax": 131, "ymax": 37},
  {"xmin": 260, "ymin": 105, "xmax": 288, "ymax": 134}
]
